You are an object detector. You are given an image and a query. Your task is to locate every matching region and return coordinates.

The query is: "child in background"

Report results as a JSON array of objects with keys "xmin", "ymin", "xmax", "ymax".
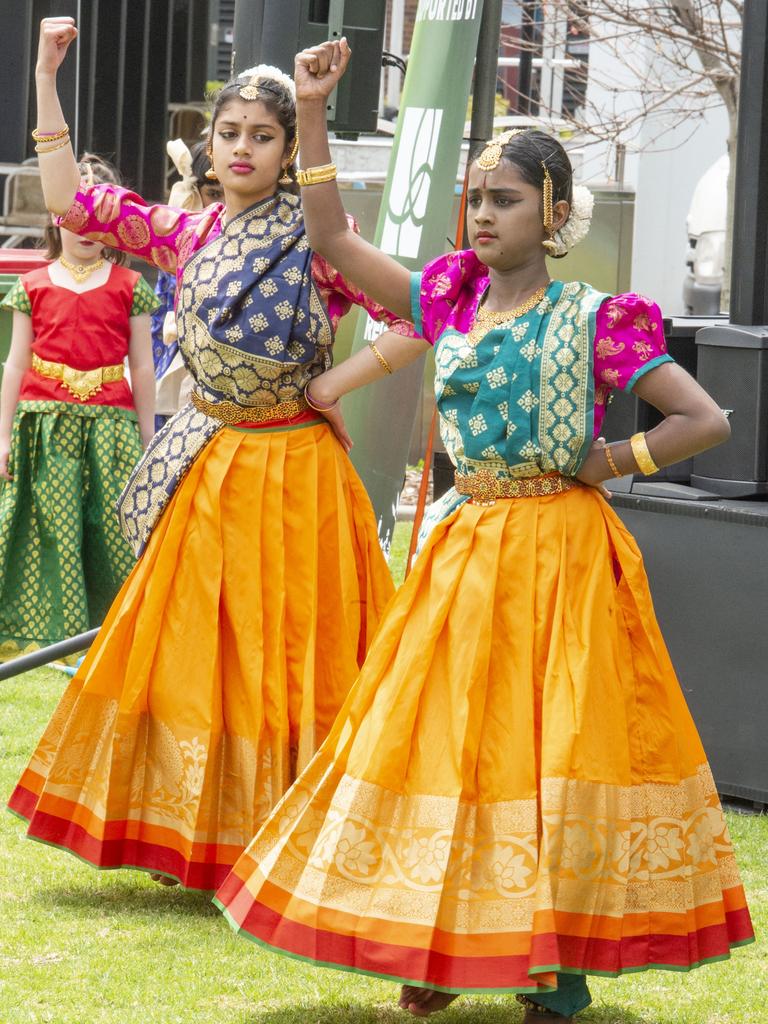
[
  {"xmin": 152, "ymin": 139, "xmax": 223, "ymax": 425},
  {"xmin": 0, "ymin": 155, "xmax": 156, "ymax": 660}
]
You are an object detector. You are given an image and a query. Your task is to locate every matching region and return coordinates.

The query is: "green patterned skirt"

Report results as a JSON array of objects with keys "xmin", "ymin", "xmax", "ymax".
[{"xmin": 0, "ymin": 401, "xmax": 141, "ymax": 660}]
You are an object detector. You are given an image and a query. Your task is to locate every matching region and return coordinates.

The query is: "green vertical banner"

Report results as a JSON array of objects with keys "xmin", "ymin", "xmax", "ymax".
[{"xmin": 344, "ymin": 0, "xmax": 485, "ymax": 551}]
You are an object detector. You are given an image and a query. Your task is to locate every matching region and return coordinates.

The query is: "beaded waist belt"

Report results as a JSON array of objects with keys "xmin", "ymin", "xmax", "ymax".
[
  {"xmin": 454, "ymin": 469, "xmax": 577, "ymax": 506},
  {"xmin": 191, "ymin": 390, "xmax": 309, "ymax": 426},
  {"xmin": 32, "ymin": 353, "xmax": 124, "ymax": 402}
]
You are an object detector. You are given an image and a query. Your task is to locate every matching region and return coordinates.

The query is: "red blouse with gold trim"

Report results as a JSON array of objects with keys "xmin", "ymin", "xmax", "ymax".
[{"xmin": 2, "ymin": 265, "xmax": 158, "ymax": 410}]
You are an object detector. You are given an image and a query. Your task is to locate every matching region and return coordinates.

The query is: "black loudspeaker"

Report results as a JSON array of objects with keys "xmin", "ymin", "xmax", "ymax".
[
  {"xmin": 691, "ymin": 324, "xmax": 768, "ymax": 496},
  {"xmin": 231, "ymin": 0, "xmax": 387, "ymax": 134}
]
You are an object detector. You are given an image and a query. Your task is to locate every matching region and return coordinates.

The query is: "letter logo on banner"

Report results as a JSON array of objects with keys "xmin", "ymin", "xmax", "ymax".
[{"xmin": 380, "ymin": 107, "xmax": 444, "ymax": 258}]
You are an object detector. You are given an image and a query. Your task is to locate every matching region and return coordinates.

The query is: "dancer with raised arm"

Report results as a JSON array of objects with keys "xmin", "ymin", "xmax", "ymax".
[
  {"xmin": 215, "ymin": 40, "xmax": 754, "ymax": 1022},
  {"xmin": 9, "ymin": 19, "xmax": 418, "ymax": 892}
]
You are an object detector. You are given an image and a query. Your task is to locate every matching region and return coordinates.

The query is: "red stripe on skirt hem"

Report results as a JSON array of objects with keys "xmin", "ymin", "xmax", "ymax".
[
  {"xmin": 215, "ymin": 873, "xmax": 755, "ymax": 990},
  {"xmin": 8, "ymin": 789, "xmax": 232, "ymax": 891}
]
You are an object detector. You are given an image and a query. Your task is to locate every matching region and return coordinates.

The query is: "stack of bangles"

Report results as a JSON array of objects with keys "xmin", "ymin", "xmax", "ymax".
[
  {"xmin": 304, "ymin": 382, "xmax": 339, "ymax": 412},
  {"xmin": 32, "ymin": 124, "xmax": 71, "ymax": 154},
  {"xmin": 603, "ymin": 431, "xmax": 660, "ymax": 478}
]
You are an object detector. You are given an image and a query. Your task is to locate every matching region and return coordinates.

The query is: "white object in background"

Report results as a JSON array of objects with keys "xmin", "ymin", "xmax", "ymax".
[{"xmin": 684, "ymin": 154, "xmax": 728, "ymax": 313}]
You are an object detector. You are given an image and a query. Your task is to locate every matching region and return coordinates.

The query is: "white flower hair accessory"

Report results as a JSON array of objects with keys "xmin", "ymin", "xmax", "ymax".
[
  {"xmin": 237, "ymin": 64, "xmax": 296, "ymax": 101},
  {"xmin": 554, "ymin": 184, "xmax": 594, "ymax": 256}
]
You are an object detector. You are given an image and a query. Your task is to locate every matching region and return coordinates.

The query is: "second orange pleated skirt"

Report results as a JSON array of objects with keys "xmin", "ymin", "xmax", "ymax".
[
  {"xmin": 215, "ymin": 484, "xmax": 753, "ymax": 993},
  {"xmin": 8, "ymin": 419, "xmax": 395, "ymax": 890}
]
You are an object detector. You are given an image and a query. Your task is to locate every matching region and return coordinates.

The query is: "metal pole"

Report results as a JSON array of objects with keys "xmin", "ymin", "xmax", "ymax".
[
  {"xmin": 231, "ymin": 0, "xmax": 266, "ymax": 76},
  {"xmin": 729, "ymin": 0, "xmax": 768, "ymax": 326},
  {"xmin": 0, "ymin": 628, "xmax": 98, "ymax": 682},
  {"xmin": 517, "ymin": 0, "xmax": 536, "ymax": 115},
  {"xmin": 468, "ymin": 0, "xmax": 504, "ymax": 162}
]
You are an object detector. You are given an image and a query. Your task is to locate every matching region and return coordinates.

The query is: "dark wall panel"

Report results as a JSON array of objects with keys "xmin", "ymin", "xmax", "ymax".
[{"xmin": 2, "ymin": 0, "xmax": 208, "ymax": 200}]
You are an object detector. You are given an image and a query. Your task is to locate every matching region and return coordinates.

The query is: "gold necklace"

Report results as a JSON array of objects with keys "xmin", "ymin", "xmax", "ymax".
[
  {"xmin": 468, "ymin": 284, "xmax": 548, "ymax": 346},
  {"xmin": 60, "ymin": 256, "xmax": 105, "ymax": 284}
]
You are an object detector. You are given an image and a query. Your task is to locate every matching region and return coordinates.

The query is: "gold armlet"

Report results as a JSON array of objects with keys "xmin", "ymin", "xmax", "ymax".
[
  {"xmin": 296, "ymin": 163, "xmax": 337, "ymax": 187},
  {"xmin": 603, "ymin": 445, "xmax": 623, "ymax": 478},
  {"xmin": 630, "ymin": 432, "xmax": 660, "ymax": 475},
  {"xmin": 368, "ymin": 341, "xmax": 393, "ymax": 375}
]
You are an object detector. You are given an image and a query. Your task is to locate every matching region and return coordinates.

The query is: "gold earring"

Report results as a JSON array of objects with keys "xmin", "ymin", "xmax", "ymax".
[
  {"xmin": 278, "ymin": 166, "xmax": 292, "ymax": 186},
  {"xmin": 542, "ymin": 235, "xmax": 558, "ymax": 256},
  {"xmin": 540, "ymin": 161, "xmax": 558, "ymax": 255},
  {"xmin": 205, "ymin": 151, "xmax": 218, "ymax": 181}
]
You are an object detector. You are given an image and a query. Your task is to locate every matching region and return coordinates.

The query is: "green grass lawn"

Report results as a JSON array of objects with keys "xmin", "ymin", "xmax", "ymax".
[{"xmin": 0, "ymin": 522, "xmax": 765, "ymax": 1023}]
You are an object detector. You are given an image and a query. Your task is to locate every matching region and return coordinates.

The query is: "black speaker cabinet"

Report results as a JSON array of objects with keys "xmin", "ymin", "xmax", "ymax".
[
  {"xmin": 232, "ymin": 0, "xmax": 387, "ymax": 134},
  {"xmin": 692, "ymin": 324, "xmax": 768, "ymax": 496}
]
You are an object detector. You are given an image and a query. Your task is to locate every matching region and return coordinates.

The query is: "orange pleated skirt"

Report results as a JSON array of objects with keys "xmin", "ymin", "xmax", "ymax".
[
  {"xmin": 215, "ymin": 484, "xmax": 754, "ymax": 993},
  {"xmin": 8, "ymin": 420, "xmax": 394, "ymax": 890}
]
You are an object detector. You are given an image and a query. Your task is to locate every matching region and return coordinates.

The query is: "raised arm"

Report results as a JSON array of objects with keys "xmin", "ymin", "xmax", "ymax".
[
  {"xmin": 294, "ymin": 40, "xmax": 412, "ymax": 320},
  {"xmin": 34, "ymin": 18, "xmax": 81, "ymax": 215}
]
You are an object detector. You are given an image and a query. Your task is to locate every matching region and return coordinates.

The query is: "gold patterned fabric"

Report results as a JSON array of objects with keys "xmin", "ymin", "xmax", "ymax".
[
  {"xmin": 0, "ymin": 401, "xmax": 140, "ymax": 655},
  {"xmin": 31, "ymin": 353, "xmax": 125, "ymax": 402},
  {"xmin": 117, "ymin": 192, "xmax": 334, "ymax": 556},
  {"xmin": 215, "ymin": 472, "xmax": 754, "ymax": 993}
]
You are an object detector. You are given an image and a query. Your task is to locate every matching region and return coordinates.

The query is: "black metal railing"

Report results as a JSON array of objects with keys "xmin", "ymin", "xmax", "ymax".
[{"xmin": 0, "ymin": 628, "xmax": 98, "ymax": 681}]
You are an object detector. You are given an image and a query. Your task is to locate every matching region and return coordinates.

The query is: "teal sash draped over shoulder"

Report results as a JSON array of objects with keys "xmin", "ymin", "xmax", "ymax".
[{"xmin": 419, "ymin": 280, "xmax": 608, "ymax": 544}]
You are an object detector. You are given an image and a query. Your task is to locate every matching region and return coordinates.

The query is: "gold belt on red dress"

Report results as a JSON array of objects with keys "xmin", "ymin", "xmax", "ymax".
[
  {"xmin": 191, "ymin": 390, "xmax": 309, "ymax": 425},
  {"xmin": 454, "ymin": 469, "xmax": 578, "ymax": 506},
  {"xmin": 32, "ymin": 353, "xmax": 124, "ymax": 402}
]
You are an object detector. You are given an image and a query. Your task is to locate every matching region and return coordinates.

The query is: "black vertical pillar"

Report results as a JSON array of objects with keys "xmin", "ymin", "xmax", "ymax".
[
  {"xmin": 691, "ymin": 0, "xmax": 768, "ymax": 495},
  {"xmin": 729, "ymin": 0, "xmax": 768, "ymax": 327}
]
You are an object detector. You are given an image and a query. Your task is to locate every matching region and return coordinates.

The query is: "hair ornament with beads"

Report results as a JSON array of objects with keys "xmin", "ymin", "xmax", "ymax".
[
  {"xmin": 476, "ymin": 128, "xmax": 527, "ymax": 172},
  {"xmin": 237, "ymin": 64, "xmax": 296, "ymax": 102}
]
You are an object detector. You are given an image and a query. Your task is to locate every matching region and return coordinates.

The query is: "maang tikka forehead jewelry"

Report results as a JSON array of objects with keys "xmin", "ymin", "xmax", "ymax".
[{"xmin": 476, "ymin": 128, "xmax": 528, "ymax": 172}]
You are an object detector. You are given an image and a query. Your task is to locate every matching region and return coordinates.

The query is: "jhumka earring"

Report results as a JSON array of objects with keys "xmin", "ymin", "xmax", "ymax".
[
  {"xmin": 541, "ymin": 161, "xmax": 558, "ymax": 256},
  {"xmin": 279, "ymin": 129, "xmax": 300, "ymax": 187},
  {"xmin": 205, "ymin": 150, "xmax": 218, "ymax": 182}
]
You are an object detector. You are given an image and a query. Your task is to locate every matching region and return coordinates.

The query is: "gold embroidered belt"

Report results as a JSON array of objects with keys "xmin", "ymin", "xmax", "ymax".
[
  {"xmin": 454, "ymin": 469, "xmax": 578, "ymax": 506},
  {"xmin": 32, "ymin": 353, "xmax": 124, "ymax": 401},
  {"xmin": 191, "ymin": 390, "xmax": 309, "ymax": 425}
]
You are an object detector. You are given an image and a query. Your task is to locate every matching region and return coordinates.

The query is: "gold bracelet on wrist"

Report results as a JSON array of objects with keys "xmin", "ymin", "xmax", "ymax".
[
  {"xmin": 304, "ymin": 382, "xmax": 339, "ymax": 412},
  {"xmin": 32, "ymin": 125, "xmax": 69, "ymax": 142},
  {"xmin": 35, "ymin": 136, "xmax": 71, "ymax": 154},
  {"xmin": 603, "ymin": 444, "xmax": 623, "ymax": 478},
  {"xmin": 630, "ymin": 431, "xmax": 660, "ymax": 476},
  {"xmin": 296, "ymin": 163, "xmax": 337, "ymax": 187},
  {"xmin": 368, "ymin": 341, "xmax": 393, "ymax": 375}
]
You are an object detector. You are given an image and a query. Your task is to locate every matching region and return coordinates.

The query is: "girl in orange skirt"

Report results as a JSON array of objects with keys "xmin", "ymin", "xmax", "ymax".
[
  {"xmin": 8, "ymin": 21, "xmax": 418, "ymax": 891},
  {"xmin": 214, "ymin": 41, "xmax": 755, "ymax": 1021}
]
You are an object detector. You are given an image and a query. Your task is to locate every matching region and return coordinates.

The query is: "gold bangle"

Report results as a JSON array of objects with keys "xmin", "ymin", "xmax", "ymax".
[
  {"xmin": 630, "ymin": 431, "xmax": 659, "ymax": 476},
  {"xmin": 603, "ymin": 445, "xmax": 623, "ymax": 478},
  {"xmin": 368, "ymin": 341, "xmax": 392, "ymax": 375},
  {"xmin": 32, "ymin": 125, "xmax": 69, "ymax": 142},
  {"xmin": 304, "ymin": 382, "xmax": 339, "ymax": 412},
  {"xmin": 296, "ymin": 163, "xmax": 337, "ymax": 187},
  {"xmin": 35, "ymin": 136, "xmax": 71, "ymax": 154}
]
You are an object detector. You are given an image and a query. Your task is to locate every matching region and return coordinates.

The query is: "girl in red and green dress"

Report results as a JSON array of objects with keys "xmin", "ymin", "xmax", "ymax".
[{"xmin": 0, "ymin": 157, "xmax": 156, "ymax": 661}]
